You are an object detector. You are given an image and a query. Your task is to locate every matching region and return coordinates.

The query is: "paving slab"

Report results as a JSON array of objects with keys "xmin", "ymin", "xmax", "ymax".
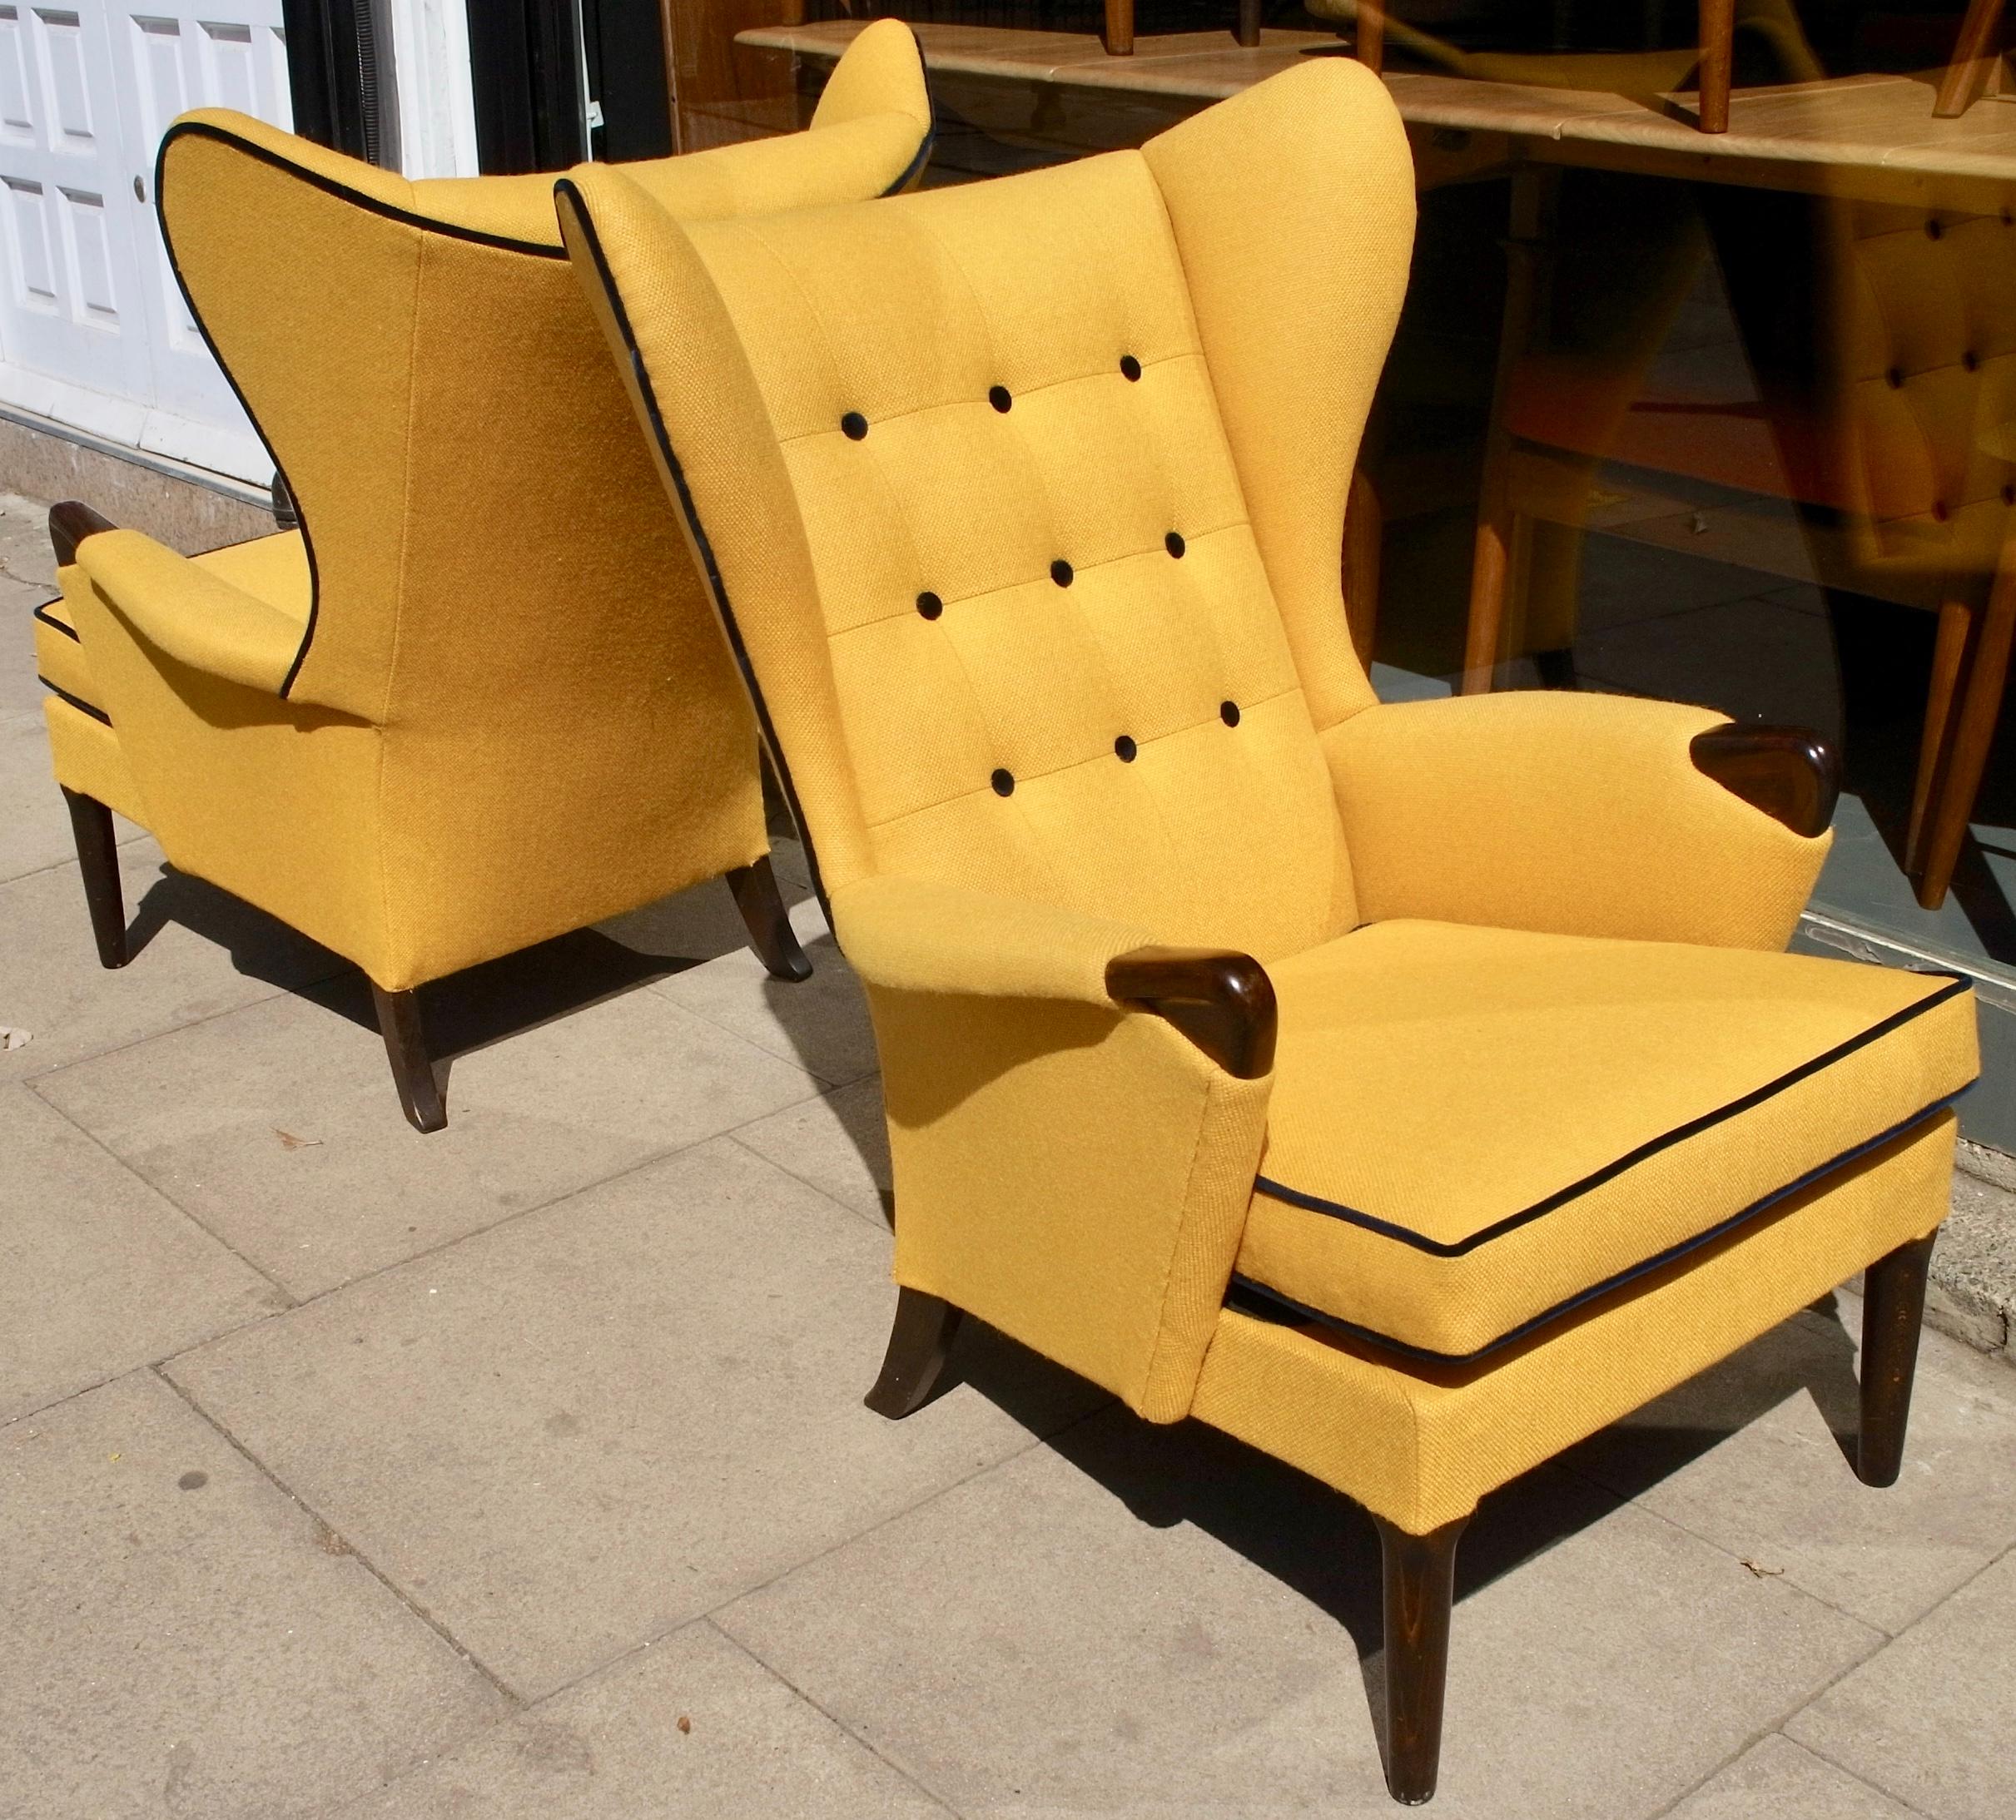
[
  {"xmin": 0, "ymin": 1371, "xmax": 509, "ymax": 1820},
  {"xmin": 37, "ymin": 969, "xmax": 820, "ymax": 1297},
  {"xmin": 718, "ymin": 1406, "xmax": 1883, "ymax": 1820},
  {"xmin": 1786, "ymin": 1545, "xmax": 2016, "ymax": 1820},
  {"xmin": 1566, "ymin": 1302, "xmax": 2016, "ymax": 1635},
  {"xmin": 166, "ymin": 1137, "xmax": 1106, "ymax": 1699},
  {"xmin": 733, "ymin": 1075, "xmax": 891, "ymax": 1230},
  {"xmin": 650, "ymin": 925, "xmax": 880, "ymax": 1090},
  {"xmin": 1666, "ymin": 1734, "xmax": 1920, "ymax": 1818},
  {"xmin": 0, "ymin": 839, "xmax": 342, "ymax": 1084},
  {"xmin": 327, "ymin": 1619, "xmax": 947, "ymax": 1818},
  {"xmin": 1, "ymin": 1084, "xmax": 282, "ymax": 1422},
  {"xmin": 0, "ymin": 707, "xmax": 146, "ymax": 884}
]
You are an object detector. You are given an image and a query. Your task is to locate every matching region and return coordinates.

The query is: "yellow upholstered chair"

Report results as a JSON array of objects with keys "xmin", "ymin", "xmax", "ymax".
[
  {"xmin": 557, "ymin": 60, "xmax": 1978, "ymax": 1803},
  {"xmin": 35, "ymin": 21, "xmax": 932, "ymax": 1130}
]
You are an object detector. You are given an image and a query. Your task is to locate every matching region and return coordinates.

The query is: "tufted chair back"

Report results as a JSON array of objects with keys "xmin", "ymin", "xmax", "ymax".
[
  {"xmin": 1828, "ymin": 200, "xmax": 2016, "ymax": 595},
  {"xmin": 561, "ymin": 60, "xmax": 1414, "ymax": 964}
]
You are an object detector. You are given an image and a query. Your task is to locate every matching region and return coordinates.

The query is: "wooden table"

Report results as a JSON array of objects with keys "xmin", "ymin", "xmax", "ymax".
[{"xmin": 737, "ymin": 20, "xmax": 2016, "ymax": 211}]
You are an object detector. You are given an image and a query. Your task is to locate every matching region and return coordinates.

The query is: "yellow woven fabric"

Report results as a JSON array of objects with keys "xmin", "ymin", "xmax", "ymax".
[
  {"xmin": 1239, "ymin": 920, "xmax": 1976, "ymax": 1357},
  {"xmin": 32, "ymin": 588, "xmax": 94, "ymax": 708},
  {"xmin": 1199, "ymin": 1111, "xmax": 1957, "ymax": 1531},
  {"xmin": 45, "ymin": 23, "xmax": 931, "ymax": 991},
  {"xmin": 1327, "ymin": 690, "xmax": 1831, "ymax": 950},
  {"xmin": 40, "ymin": 695, "xmax": 144, "ymax": 825},
  {"xmin": 564, "ymin": 60, "xmax": 1976, "ymax": 1523}
]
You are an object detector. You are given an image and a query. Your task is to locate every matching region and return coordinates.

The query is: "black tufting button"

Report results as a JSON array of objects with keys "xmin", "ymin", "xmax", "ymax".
[
  {"xmin": 1933, "ymin": 499, "xmax": 1949, "ymax": 522},
  {"xmin": 1165, "ymin": 530, "xmax": 1186, "ymax": 558},
  {"xmin": 991, "ymin": 768, "xmax": 1015, "ymax": 796},
  {"xmin": 1114, "ymin": 735, "xmax": 1137, "ymax": 762},
  {"xmin": 841, "ymin": 411, "xmax": 868, "ymax": 440},
  {"xmin": 2004, "ymin": 483, "xmax": 2014, "ymax": 506},
  {"xmin": 1219, "ymin": 700, "xmax": 1241, "ymax": 727},
  {"xmin": 1965, "ymin": 350, "xmax": 1982, "ymax": 372},
  {"xmin": 916, "ymin": 590, "xmax": 943, "ymax": 620},
  {"xmin": 1927, "ymin": 218, "xmax": 1944, "ymax": 240},
  {"xmin": 1050, "ymin": 558, "xmax": 1074, "ymax": 588},
  {"xmin": 1120, "ymin": 355, "xmax": 1142, "ymax": 382},
  {"xmin": 1886, "ymin": 367, "xmax": 1904, "ymax": 389},
  {"xmin": 989, "ymin": 384, "xmax": 1012, "ymax": 413}
]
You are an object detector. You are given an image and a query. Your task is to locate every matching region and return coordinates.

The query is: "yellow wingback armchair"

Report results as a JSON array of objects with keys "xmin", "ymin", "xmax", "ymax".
[
  {"xmin": 33, "ymin": 19, "xmax": 931, "ymax": 1131},
  {"xmin": 556, "ymin": 59, "xmax": 1978, "ymax": 1803}
]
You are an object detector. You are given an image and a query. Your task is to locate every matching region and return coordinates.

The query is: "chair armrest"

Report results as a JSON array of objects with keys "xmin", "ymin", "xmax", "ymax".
[
  {"xmin": 1325, "ymin": 691, "xmax": 1834, "ymax": 950},
  {"xmin": 832, "ymin": 875, "xmax": 1277, "ymax": 1079},
  {"xmin": 71, "ymin": 521, "xmax": 305, "ymax": 697},
  {"xmin": 828, "ymin": 874, "xmax": 1274, "ymax": 1420}
]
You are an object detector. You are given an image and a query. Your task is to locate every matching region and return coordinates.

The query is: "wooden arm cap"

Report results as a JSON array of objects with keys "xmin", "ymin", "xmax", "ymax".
[
  {"xmin": 49, "ymin": 501, "xmax": 117, "ymax": 568},
  {"xmin": 1689, "ymin": 722, "xmax": 1840, "ymax": 838},
  {"xmin": 1105, "ymin": 945, "xmax": 1278, "ymax": 1079}
]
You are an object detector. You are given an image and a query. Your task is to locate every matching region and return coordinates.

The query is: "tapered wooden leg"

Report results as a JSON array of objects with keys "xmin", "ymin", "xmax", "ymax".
[
  {"xmin": 1914, "ymin": 560, "xmax": 2015, "ymax": 910},
  {"xmin": 1464, "ymin": 171, "xmax": 1547, "ymax": 696},
  {"xmin": 1858, "ymin": 1231, "xmax": 1938, "ymax": 1487},
  {"xmin": 864, "ymin": 1288, "xmax": 963, "ymax": 1419},
  {"xmin": 1936, "ymin": 0, "xmax": 2007, "ymax": 117},
  {"xmin": 1696, "ymin": 0, "xmax": 1734, "ymax": 131},
  {"xmin": 1374, "ymin": 1512, "xmax": 1468, "ymax": 1805},
  {"xmin": 1355, "ymin": 0, "xmax": 1386, "ymax": 71},
  {"xmin": 1905, "ymin": 598, "xmax": 1974, "ymax": 875},
  {"xmin": 726, "ymin": 856, "xmax": 812, "ymax": 983},
  {"xmin": 371, "ymin": 982, "xmax": 447, "ymax": 1133},
  {"xmin": 60, "ymin": 786, "xmax": 127, "ymax": 970},
  {"xmin": 1234, "ymin": 0, "xmax": 1262, "ymax": 47},
  {"xmin": 1102, "ymin": 0, "xmax": 1134, "ymax": 54}
]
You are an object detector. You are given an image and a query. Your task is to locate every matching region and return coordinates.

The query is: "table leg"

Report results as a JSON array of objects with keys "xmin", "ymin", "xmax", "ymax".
[
  {"xmin": 1697, "ymin": 0, "xmax": 1734, "ymax": 131},
  {"xmin": 1104, "ymin": 0, "xmax": 1135, "ymax": 55},
  {"xmin": 1937, "ymin": 0, "xmax": 2008, "ymax": 117}
]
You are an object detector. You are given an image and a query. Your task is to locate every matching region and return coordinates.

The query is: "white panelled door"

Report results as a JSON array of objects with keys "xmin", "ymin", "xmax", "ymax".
[{"xmin": 0, "ymin": 2, "xmax": 287, "ymax": 484}]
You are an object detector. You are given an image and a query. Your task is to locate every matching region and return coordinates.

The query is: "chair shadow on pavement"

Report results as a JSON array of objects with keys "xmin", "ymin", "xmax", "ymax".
[
  {"xmin": 123, "ymin": 855, "xmax": 774, "ymax": 1093},
  {"xmin": 876, "ymin": 1230, "xmax": 1867, "ymax": 1769}
]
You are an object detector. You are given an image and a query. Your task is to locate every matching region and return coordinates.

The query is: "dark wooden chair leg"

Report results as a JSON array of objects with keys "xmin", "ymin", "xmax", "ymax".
[
  {"xmin": 1914, "ymin": 563, "xmax": 2015, "ymax": 910},
  {"xmin": 726, "ymin": 855, "xmax": 812, "ymax": 983},
  {"xmin": 1905, "ymin": 597, "xmax": 1974, "ymax": 876},
  {"xmin": 60, "ymin": 786, "xmax": 127, "ymax": 970},
  {"xmin": 864, "ymin": 1287, "xmax": 964, "ymax": 1419},
  {"xmin": 1354, "ymin": 0, "xmax": 1386, "ymax": 72},
  {"xmin": 1234, "ymin": 0, "xmax": 1263, "ymax": 47},
  {"xmin": 1858, "ymin": 1231, "xmax": 1938, "ymax": 1487},
  {"xmin": 370, "ymin": 982, "xmax": 447, "ymax": 1133},
  {"xmin": 1373, "ymin": 1511, "xmax": 1468, "ymax": 1806},
  {"xmin": 1696, "ymin": 0, "xmax": 1735, "ymax": 131},
  {"xmin": 1102, "ymin": 0, "xmax": 1135, "ymax": 53}
]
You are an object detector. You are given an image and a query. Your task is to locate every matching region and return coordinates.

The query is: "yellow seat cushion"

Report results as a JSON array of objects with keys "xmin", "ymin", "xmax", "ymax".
[
  {"xmin": 33, "ymin": 588, "xmax": 102, "ymax": 717},
  {"xmin": 1233, "ymin": 920, "xmax": 1978, "ymax": 1361},
  {"xmin": 190, "ymin": 528, "xmax": 312, "ymax": 620}
]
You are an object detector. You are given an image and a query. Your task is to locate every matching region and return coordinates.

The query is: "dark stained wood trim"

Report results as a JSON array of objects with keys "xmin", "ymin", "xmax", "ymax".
[
  {"xmin": 863, "ymin": 1287, "xmax": 964, "ymax": 1419},
  {"xmin": 1106, "ymin": 946, "xmax": 1277, "ymax": 1079},
  {"xmin": 1234, "ymin": 0, "xmax": 1263, "ymax": 49},
  {"xmin": 726, "ymin": 856, "xmax": 813, "ymax": 983},
  {"xmin": 60, "ymin": 787, "xmax": 128, "ymax": 970},
  {"xmin": 370, "ymin": 982, "xmax": 448, "ymax": 1133},
  {"xmin": 1857, "ymin": 1229, "xmax": 1938, "ymax": 1486},
  {"xmin": 49, "ymin": 501, "xmax": 116, "ymax": 568},
  {"xmin": 1373, "ymin": 1510, "xmax": 1467, "ymax": 1804},
  {"xmin": 1688, "ymin": 722, "xmax": 1841, "ymax": 838}
]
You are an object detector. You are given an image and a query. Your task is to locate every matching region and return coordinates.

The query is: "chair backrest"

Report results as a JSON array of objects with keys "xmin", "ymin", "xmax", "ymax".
[
  {"xmin": 156, "ymin": 18, "xmax": 933, "ymax": 728},
  {"xmin": 562, "ymin": 61, "xmax": 1414, "ymax": 962}
]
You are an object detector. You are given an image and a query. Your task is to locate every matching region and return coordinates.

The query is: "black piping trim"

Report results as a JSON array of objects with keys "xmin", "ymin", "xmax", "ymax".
[
  {"xmin": 554, "ymin": 176, "xmax": 833, "ymax": 920},
  {"xmin": 154, "ymin": 122, "xmax": 321, "ymax": 700},
  {"xmin": 160, "ymin": 119, "xmax": 567, "ymax": 259},
  {"xmin": 32, "ymin": 599, "xmax": 77, "ymax": 642},
  {"xmin": 39, "ymin": 677, "xmax": 111, "ymax": 726},
  {"xmin": 1229, "ymin": 1093, "xmax": 1970, "ymax": 1366},
  {"xmin": 1254, "ymin": 970, "xmax": 1972, "ymax": 1257},
  {"xmin": 882, "ymin": 119, "xmax": 935, "ymax": 197}
]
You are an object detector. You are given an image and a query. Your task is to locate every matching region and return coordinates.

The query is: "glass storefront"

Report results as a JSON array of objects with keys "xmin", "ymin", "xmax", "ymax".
[{"xmin": 669, "ymin": 0, "xmax": 2016, "ymax": 1151}]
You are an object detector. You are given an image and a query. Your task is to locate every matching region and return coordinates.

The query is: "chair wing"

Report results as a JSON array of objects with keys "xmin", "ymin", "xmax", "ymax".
[{"xmin": 559, "ymin": 59, "xmax": 1413, "ymax": 965}]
